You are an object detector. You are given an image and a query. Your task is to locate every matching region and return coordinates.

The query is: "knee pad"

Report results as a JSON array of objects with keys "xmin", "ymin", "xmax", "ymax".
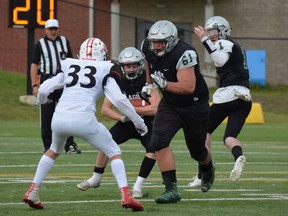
[{"xmin": 190, "ymin": 147, "xmax": 208, "ymax": 162}]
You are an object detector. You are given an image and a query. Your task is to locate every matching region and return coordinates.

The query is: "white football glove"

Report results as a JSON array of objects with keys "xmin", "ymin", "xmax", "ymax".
[
  {"xmin": 233, "ymin": 89, "xmax": 252, "ymax": 102},
  {"xmin": 36, "ymin": 93, "xmax": 52, "ymax": 105},
  {"xmin": 140, "ymin": 83, "xmax": 153, "ymax": 104},
  {"xmin": 120, "ymin": 115, "xmax": 130, "ymax": 123},
  {"xmin": 135, "ymin": 123, "xmax": 148, "ymax": 136},
  {"xmin": 151, "ymin": 71, "xmax": 168, "ymax": 90}
]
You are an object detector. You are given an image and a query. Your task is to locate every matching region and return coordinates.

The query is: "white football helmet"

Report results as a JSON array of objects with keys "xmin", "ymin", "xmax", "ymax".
[
  {"xmin": 79, "ymin": 38, "xmax": 108, "ymax": 61},
  {"xmin": 205, "ymin": 16, "xmax": 231, "ymax": 39},
  {"xmin": 147, "ymin": 20, "xmax": 179, "ymax": 56},
  {"xmin": 118, "ymin": 47, "xmax": 145, "ymax": 80}
]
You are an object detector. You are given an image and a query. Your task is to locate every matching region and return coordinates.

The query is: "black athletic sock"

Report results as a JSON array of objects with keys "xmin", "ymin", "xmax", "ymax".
[
  {"xmin": 93, "ymin": 166, "xmax": 105, "ymax": 174},
  {"xmin": 138, "ymin": 156, "xmax": 156, "ymax": 178},
  {"xmin": 197, "ymin": 169, "xmax": 203, "ymax": 179},
  {"xmin": 162, "ymin": 170, "xmax": 176, "ymax": 183},
  {"xmin": 199, "ymin": 160, "xmax": 213, "ymax": 173},
  {"xmin": 231, "ymin": 146, "xmax": 243, "ymax": 161}
]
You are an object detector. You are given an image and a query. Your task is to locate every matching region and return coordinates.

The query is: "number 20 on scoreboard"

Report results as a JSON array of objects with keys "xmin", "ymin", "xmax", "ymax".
[{"xmin": 9, "ymin": 0, "xmax": 57, "ymax": 28}]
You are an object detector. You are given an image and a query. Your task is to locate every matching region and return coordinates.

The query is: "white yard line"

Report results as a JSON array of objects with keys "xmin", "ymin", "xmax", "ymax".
[
  {"xmin": 1, "ymin": 195, "xmax": 288, "ymax": 206},
  {"xmin": 1, "ymin": 161, "xmax": 288, "ymax": 168}
]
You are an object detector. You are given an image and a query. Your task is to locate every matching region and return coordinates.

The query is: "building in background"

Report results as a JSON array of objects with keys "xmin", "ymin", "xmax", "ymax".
[{"xmin": 1, "ymin": 0, "xmax": 287, "ymax": 86}]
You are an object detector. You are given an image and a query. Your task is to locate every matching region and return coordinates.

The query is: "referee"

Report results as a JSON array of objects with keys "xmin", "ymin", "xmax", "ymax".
[{"xmin": 30, "ymin": 19, "xmax": 81, "ymax": 154}]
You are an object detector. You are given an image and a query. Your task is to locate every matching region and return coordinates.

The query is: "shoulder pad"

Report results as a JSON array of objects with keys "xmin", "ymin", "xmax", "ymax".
[
  {"xmin": 102, "ymin": 64, "xmax": 122, "ymax": 89},
  {"xmin": 216, "ymin": 40, "xmax": 234, "ymax": 53}
]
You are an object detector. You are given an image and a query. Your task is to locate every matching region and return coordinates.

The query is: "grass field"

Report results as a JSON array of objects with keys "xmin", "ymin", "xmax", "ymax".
[
  {"xmin": 0, "ymin": 121, "xmax": 287, "ymax": 216},
  {"xmin": 1, "ymin": 71, "xmax": 288, "ymax": 215}
]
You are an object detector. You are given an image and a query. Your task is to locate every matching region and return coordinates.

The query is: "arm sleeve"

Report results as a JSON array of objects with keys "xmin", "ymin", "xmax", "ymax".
[
  {"xmin": 38, "ymin": 72, "xmax": 65, "ymax": 95},
  {"xmin": 103, "ymin": 78, "xmax": 144, "ymax": 128},
  {"xmin": 201, "ymin": 36, "xmax": 230, "ymax": 67},
  {"xmin": 210, "ymin": 49, "xmax": 230, "ymax": 67},
  {"xmin": 210, "ymin": 39, "xmax": 233, "ymax": 67}
]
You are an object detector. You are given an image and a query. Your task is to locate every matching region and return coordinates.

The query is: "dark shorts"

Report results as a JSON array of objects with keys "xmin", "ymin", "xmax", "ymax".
[
  {"xmin": 150, "ymin": 100, "xmax": 209, "ymax": 162},
  {"xmin": 209, "ymin": 99, "xmax": 252, "ymax": 141},
  {"xmin": 109, "ymin": 116, "xmax": 154, "ymax": 153}
]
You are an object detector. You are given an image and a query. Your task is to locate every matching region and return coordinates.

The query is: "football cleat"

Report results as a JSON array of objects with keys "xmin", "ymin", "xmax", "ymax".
[
  {"xmin": 132, "ymin": 189, "xmax": 143, "ymax": 198},
  {"xmin": 65, "ymin": 142, "xmax": 81, "ymax": 154},
  {"xmin": 201, "ymin": 163, "xmax": 215, "ymax": 192},
  {"xmin": 187, "ymin": 175, "xmax": 201, "ymax": 188},
  {"xmin": 155, "ymin": 189, "xmax": 181, "ymax": 204},
  {"xmin": 121, "ymin": 186, "xmax": 144, "ymax": 211},
  {"xmin": 23, "ymin": 183, "xmax": 43, "ymax": 209},
  {"xmin": 77, "ymin": 179, "xmax": 100, "ymax": 191},
  {"xmin": 230, "ymin": 155, "xmax": 246, "ymax": 181},
  {"xmin": 155, "ymin": 181, "xmax": 181, "ymax": 204}
]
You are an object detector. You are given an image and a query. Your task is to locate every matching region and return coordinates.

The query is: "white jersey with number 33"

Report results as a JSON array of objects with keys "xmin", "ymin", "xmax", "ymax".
[
  {"xmin": 37, "ymin": 58, "xmax": 145, "ymax": 154},
  {"xmin": 57, "ymin": 58, "xmax": 116, "ymax": 112}
]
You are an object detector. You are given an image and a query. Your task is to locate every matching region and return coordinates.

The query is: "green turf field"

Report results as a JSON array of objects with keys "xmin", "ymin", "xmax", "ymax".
[{"xmin": 0, "ymin": 121, "xmax": 287, "ymax": 216}]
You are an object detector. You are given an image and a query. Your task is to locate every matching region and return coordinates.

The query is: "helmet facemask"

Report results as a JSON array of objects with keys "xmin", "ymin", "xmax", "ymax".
[
  {"xmin": 206, "ymin": 28, "xmax": 220, "ymax": 42},
  {"xmin": 121, "ymin": 63, "xmax": 143, "ymax": 80},
  {"xmin": 149, "ymin": 39, "xmax": 167, "ymax": 57}
]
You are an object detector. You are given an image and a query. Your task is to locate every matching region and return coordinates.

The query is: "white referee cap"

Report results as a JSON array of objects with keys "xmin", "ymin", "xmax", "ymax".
[{"xmin": 45, "ymin": 19, "xmax": 59, "ymax": 28}]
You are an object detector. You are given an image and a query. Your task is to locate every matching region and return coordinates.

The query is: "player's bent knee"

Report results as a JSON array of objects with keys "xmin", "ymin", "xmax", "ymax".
[{"xmin": 190, "ymin": 149, "xmax": 208, "ymax": 162}]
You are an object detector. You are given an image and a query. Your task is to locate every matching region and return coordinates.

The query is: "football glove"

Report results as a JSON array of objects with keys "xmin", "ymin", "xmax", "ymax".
[
  {"xmin": 135, "ymin": 123, "xmax": 148, "ymax": 136},
  {"xmin": 140, "ymin": 83, "xmax": 153, "ymax": 104},
  {"xmin": 233, "ymin": 89, "xmax": 252, "ymax": 102},
  {"xmin": 151, "ymin": 71, "xmax": 168, "ymax": 90},
  {"xmin": 120, "ymin": 115, "xmax": 130, "ymax": 123},
  {"xmin": 36, "ymin": 93, "xmax": 52, "ymax": 105}
]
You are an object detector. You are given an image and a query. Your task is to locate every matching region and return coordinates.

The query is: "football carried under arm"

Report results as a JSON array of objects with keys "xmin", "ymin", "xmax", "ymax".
[
  {"xmin": 104, "ymin": 77, "xmax": 148, "ymax": 136},
  {"xmin": 101, "ymin": 97, "xmax": 131, "ymax": 122}
]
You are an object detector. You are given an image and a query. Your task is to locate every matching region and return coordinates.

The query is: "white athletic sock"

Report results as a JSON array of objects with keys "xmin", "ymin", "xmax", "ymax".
[
  {"xmin": 133, "ymin": 176, "xmax": 145, "ymax": 192},
  {"xmin": 87, "ymin": 172, "xmax": 102, "ymax": 184},
  {"xmin": 110, "ymin": 158, "xmax": 128, "ymax": 189},
  {"xmin": 33, "ymin": 155, "xmax": 55, "ymax": 183}
]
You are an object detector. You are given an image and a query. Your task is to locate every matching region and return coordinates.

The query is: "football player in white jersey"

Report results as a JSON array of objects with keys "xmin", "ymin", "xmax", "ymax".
[
  {"xmin": 76, "ymin": 47, "xmax": 160, "ymax": 198},
  {"xmin": 23, "ymin": 38, "xmax": 146, "ymax": 211},
  {"xmin": 188, "ymin": 16, "xmax": 252, "ymax": 187}
]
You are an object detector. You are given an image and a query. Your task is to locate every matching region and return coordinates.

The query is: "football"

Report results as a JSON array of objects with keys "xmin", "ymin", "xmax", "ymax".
[{"xmin": 130, "ymin": 99, "xmax": 149, "ymax": 107}]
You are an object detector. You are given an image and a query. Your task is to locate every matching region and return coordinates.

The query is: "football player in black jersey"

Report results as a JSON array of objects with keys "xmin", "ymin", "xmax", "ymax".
[
  {"xmin": 77, "ymin": 47, "xmax": 160, "ymax": 198},
  {"xmin": 188, "ymin": 16, "xmax": 252, "ymax": 188},
  {"xmin": 141, "ymin": 20, "xmax": 215, "ymax": 204}
]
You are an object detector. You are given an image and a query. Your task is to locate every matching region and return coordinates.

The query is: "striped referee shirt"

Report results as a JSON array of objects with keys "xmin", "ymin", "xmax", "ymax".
[{"xmin": 31, "ymin": 36, "xmax": 73, "ymax": 76}]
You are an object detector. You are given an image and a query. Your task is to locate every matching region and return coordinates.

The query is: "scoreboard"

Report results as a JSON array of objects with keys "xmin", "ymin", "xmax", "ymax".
[{"xmin": 9, "ymin": 0, "xmax": 57, "ymax": 28}]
